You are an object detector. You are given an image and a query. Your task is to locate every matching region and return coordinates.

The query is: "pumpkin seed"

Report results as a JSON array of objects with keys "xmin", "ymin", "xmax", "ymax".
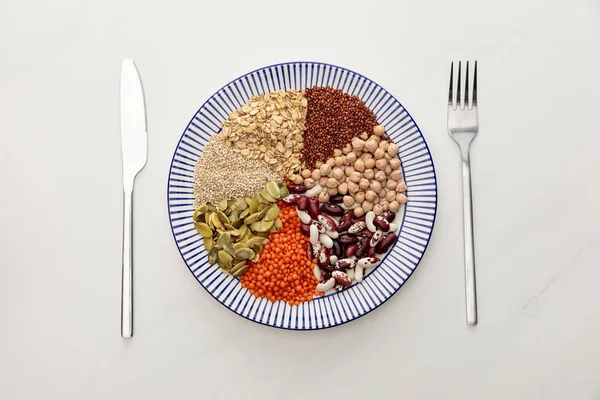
[
  {"xmin": 222, "ymin": 242, "xmax": 234, "ymax": 256},
  {"xmin": 254, "ymin": 193, "xmax": 264, "ymax": 204},
  {"xmin": 216, "ymin": 210, "xmax": 229, "ymax": 224},
  {"xmin": 203, "ymin": 237, "xmax": 214, "ymax": 251},
  {"xmin": 234, "ymin": 198, "xmax": 248, "ymax": 211},
  {"xmin": 247, "ymin": 237, "xmax": 269, "ymax": 247},
  {"xmin": 231, "ymin": 261, "xmax": 247, "ymax": 275},
  {"xmin": 232, "ymin": 264, "xmax": 249, "ymax": 277},
  {"xmin": 257, "ymin": 207, "xmax": 269, "ymax": 220},
  {"xmin": 207, "ymin": 247, "xmax": 218, "ymax": 264},
  {"xmin": 256, "ymin": 231, "xmax": 268, "ymax": 238},
  {"xmin": 228, "ymin": 211, "xmax": 239, "ymax": 221},
  {"xmin": 193, "ymin": 206, "xmax": 206, "ymax": 222},
  {"xmin": 218, "ymin": 259, "xmax": 232, "ymax": 271},
  {"xmin": 206, "ymin": 212, "xmax": 215, "ymax": 229},
  {"xmin": 249, "ymin": 251, "xmax": 260, "ymax": 262},
  {"xmin": 274, "ymin": 217, "xmax": 283, "ymax": 229},
  {"xmin": 217, "ymin": 199, "xmax": 228, "ymax": 211},
  {"xmin": 264, "ymin": 205, "xmax": 280, "ymax": 221},
  {"xmin": 260, "ymin": 190, "xmax": 276, "ymax": 203},
  {"xmin": 251, "ymin": 243, "xmax": 263, "ymax": 255},
  {"xmin": 234, "ymin": 247, "xmax": 254, "ymax": 260},
  {"xmin": 279, "ymin": 184, "xmax": 289, "ymax": 198},
  {"xmin": 216, "ymin": 232, "xmax": 231, "ymax": 248},
  {"xmin": 239, "ymin": 208, "xmax": 250, "ymax": 218},
  {"xmin": 245, "ymin": 197, "xmax": 253, "ymax": 206},
  {"xmin": 266, "ymin": 180, "xmax": 280, "ymax": 199},
  {"xmin": 251, "ymin": 219, "xmax": 274, "ymax": 232},
  {"xmin": 194, "ymin": 222, "xmax": 213, "ymax": 238},
  {"xmin": 269, "ymin": 226, "xmax": 277, "ymax": 233},
  {"xmin": 233, "ymin": 243, "xmax": 248, "ymax": 252},
  {"xmin": 244, "ymin": 212, "xmax": 261, "ymax": 225},
  {"xmin": 249, "ymin": 198, "xmax": 259, "ymax": 214},
  {"xmin": 228, "ymin": 229, "xmax": 241, "ymax": 236},
  {"xmin": 218, "ymin": 250, "xmax": 233, "ymax": 266},
  {"xmin": 212, "ymin": 213, "xmax": 224, "ymax": 230},
  {"xmin": 206, "ymin": 205, "xmax": 217, "ymax": 212},
  {"xmin": 238, "ymin": 224, "xmax": 248, "ymax": 238},
  {"xmin": 231, "ymin": 218, "xmax": 244, "ymax": 229}
]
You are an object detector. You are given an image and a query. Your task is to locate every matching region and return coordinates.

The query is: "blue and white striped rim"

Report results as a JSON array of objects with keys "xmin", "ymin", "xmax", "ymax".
[{"xmin": 167, "ymin": 62, "xmax": 437, "ymax": 330}]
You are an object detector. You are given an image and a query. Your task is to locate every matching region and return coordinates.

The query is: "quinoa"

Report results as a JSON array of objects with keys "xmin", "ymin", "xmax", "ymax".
[
  {"xmin": 193, "ymin": 135, "xmax": 282, "ymax": 206},
  {"xmin": 301, "ymin": 87, "xmax": 378, "ymax": 170}
]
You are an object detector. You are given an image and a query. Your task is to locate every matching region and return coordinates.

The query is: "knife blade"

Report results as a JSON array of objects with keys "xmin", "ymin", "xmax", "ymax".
[{"xmin": 120, "ymin": 59, "xmax": 147, "ymax": 338}]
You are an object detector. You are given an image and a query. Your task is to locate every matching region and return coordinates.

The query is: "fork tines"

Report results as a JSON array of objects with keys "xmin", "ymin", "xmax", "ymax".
[{"xmin": 448, "ymin": 61, "xmax": 477, "ymax": 110}]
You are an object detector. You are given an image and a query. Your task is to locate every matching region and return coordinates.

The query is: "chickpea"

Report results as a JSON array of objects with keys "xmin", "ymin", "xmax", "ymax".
[
  {"xmin": 375, "ymin": 170, "xmax": 386, "ymax": 182},
  {"xmin": 342, "ymin": 155, "xmax": 349, "ymax": 165},
  {"xmin": 396, "ymin": 182, "xmax": 408, "ymax": 193},
  {"xmin": 327, "ymin": 178, "xmax": 338, "ymax": 188},
  {"xmin": 338, "ymin": 182, "xmax": 348, "ymax": 195},
  {"xmin": 347, "ymin": 181, "xmax": 359, "ymax": 194},
  {"xmin": 360, "ymin": 153, "xmax": 373, "ymax": 161},
  {"xmin": 378, "ymin": 188, "xmax": 388, "ymax": 198},
  {"xmin": 294, "ymin": 175, "xmax": 304, "ymax": 184},
  {"xmin": 345, "ymin": 166, "xmax": 355, "ymax": 176},
  {"xmin": 319, "ymin": 191, "xmax": 330, "ymax": 203},
  {"xmin": 373, "ymin": 124, "xmax": 385, "ymax": 136},
  {"xmin": 332, "ymin": 168, "xmax": 345, "ymax": 181},
  {"xmin": 385, "ymin": 153, "xmax": 392, "ymax": 160},
  {"xmin": 354, "ymin": 191, "xmax": 365, "ymax": 204},
  {"xmin": 310, "ymin": 169, "xmax": 321, "ymax": 181},
  {"xmin": 365, "ymin": 139, "xmax": 378, "ymax": 153},
  {"xmin": 343, "ymin": 195, "xmax": 354, "ymax": 208},
  {"xmin": 373, "ymin": 196, "xmax": 380, "ymax": 204},
  {"xmin": 375, "ymin": 158, "xmax": 387, "ymax": 171},
  {"xmin": 370, "ymin": 180, "xmax": 382, "ymax": 193},
  {"xmin": 386, "ymin": 179, "xmax": 398, "ymax": 190},
  {"xmin": 359, "ymin": 178, "xmax": 370, "ymax": 190},
  {"xmin": 328, "ymin": 187, "xmax": 338, "ymax": 195},
  {"xmin": 335, "ymin": 156, "xmax": 345, "ymax": 167},
  {"xmin": 333, "ymin": 149, "xmax": 343, "ymax": 157},
  {"xmin": 320, "ymin": 163, "xmax": 331, "ymax": 176},
  {"xmin": 304, "ymin": 178, "xmax": 315, "ymax": 189},
  {"xmin": 349, "ymin": 172, "xmax": 362, "ymax": 183},
  {"xmin": 364, "ymin": 169, "xmax": 375, "ymax": 180},
  {"xmin": 386, "ymin": 190, "xmax": 397, "ymax": 202},
  {"xmin": 362, "ymin": 201, "xmax": 374, "ymax": 212},
  {"xmin": 384, "ymin": 165, "xmax": 392, "ymax": 175},
  {"xmin": 346, "ymin": 152, "xmax": 357, "ymax": 164},
  {"xmin": 380, "ymin": 200, "xmax": 390, "ymax": 211},
  {"xmin": 373, "ymin": 204, "xmax": 384, "ymax": 216},
  {"xmin": 364, "ymin": 158, "xmax": 375, "ymax": 169},
  {"xmin": 389, "ymin": 200, "xmax": 401, "ymax": 212},
  {"xmin": 390, "ymin": 169, "xmax": 403, "ymax": 181},
  {"xmin": 365, "ymin": 190, "xmax": 378, "ymax": 203},
  {"xmin": 352, "ymin": 137, "xmax": 365, "ymax": 151},
  {"xmin": 326, "ymin": 158, "xmax": 336, "ymax": 167},
  {"xmin": 369, "ymin": 135, "xmax": 381, "ymax": 143},
  {"xmin": 390, "ymin": 158, "xmax": 401, "ymax": 169},
  {"xmin": 374, "ymin": 148, "xmax": 385, "ymax": 159},
  {"xmin": 342, "ymin": 143, "xmax": 353, "ymax": 154},
  {"xmin": 387, "ymin": 143, "xmax": 399, "ymax": 157},
  {"xmin": 301, "ymin": 169, "xmax": 311, "ymax": 179},
  {"xmin": 379, "ymin": 140, "xmax": 390, "ymax": 151},
  {"xmin": 319, "ymin": 177, "xmax": 328, "ymax": 187},
  {"xmin": 315, "ymin": 161, "xmax": 324, "ymax": 168},
  {"xmin": 360, "ymin": 131, "xmax": 369, "ymax": 140},
  {"xmin": 353, "ymin": 207, "xmax": 365, "ymax": 218},
  {"xmin": 396, "ymin": 193, "xmax": 408, "ymax": 204},
  {"xmin": 354, "ymin": 159, "xmax": 365, "ymax": 172}
]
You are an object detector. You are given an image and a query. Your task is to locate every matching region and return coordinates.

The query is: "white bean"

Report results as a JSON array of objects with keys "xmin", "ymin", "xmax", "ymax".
[
  {"xmin": 357, "ymin": 257, "xmax": 381, "ymax": 269},
  {"xmin": 316, "ymin": 277, "xmax": 336, "ymax": 292},
  {"xmin": 365, "ymin": 211, "xmax": 377, "ymax": 232},
  {"xmin": 305, "ymin": 184, "xmax": 322, "ymax": 198},
  {"xmin": 326, "ymin": 230, "xmax": 339, "ymax": 239},
  {"xmin": 346, "ymin": 268, "xmax": 355, "ymax": 281},
  {"xmin": 354, "ymin": 265, "xmax": 364, "ymax": 283},
  {"xmin": 310, "ymin": 224, "xmax": 319, "ymax": 245},
  {"xmin": 389, "ymin": 223, "xmax": 398, "ymax": 232},
  {"xmin": 319, "ymin": 233, "xmax": 333, "ymax": 248},
  {"xmin": 329, "ymin": 255, "xmax": 338, "ymax": 265},
  {"xmin": 298, "ymin": 210, "xmax": 311, "ymax": 224},
  {"xmin": 313, "ymin": 265, "xmax": 322, "ymax": 280}
]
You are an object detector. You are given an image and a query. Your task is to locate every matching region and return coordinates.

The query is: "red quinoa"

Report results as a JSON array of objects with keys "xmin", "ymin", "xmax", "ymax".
[{"xmin": 301, "ymin": 87, "xmax": 378, "ymax": 169}]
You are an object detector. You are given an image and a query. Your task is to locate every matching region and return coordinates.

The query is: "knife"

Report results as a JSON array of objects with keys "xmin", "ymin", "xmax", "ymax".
[{"xmin": 120, "ymin": 59, "xmax": 147, "ymax": 338}]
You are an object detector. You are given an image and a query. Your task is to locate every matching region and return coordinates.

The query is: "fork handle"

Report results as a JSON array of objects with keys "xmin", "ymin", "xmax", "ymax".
[
  {"xmin": 461, "ymin": 152, "xmax": 477, "ymax": 325},
  {"xmin": 121, "ymin": 188, "xmax": 133, "ymax": 338}
]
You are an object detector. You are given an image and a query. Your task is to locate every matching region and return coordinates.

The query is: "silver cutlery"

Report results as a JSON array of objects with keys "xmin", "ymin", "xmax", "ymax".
[
  {"xmin": 120, "ymin": 59, "xmax": 148, "ymax": 338},
  {"xmin": 447, "ymin": 61, "xmax": 478, "ymax": 325}
]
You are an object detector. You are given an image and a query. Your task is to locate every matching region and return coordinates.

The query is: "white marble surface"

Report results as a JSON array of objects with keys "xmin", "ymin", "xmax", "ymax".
[{"xmin": 1, "ymin": 0, "xmax": 600, "ymax": 399}]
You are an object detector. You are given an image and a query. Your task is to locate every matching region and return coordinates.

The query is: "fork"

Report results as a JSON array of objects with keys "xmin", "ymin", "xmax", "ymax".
[{"xmin": 448, "ymin": 61, "xmax": 478, "ymax": 325}]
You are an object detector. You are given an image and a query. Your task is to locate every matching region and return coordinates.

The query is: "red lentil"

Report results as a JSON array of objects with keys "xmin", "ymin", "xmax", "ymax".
[{"xmin": 301, "ymin": 87, "xmax": 378, "ymax": 169}]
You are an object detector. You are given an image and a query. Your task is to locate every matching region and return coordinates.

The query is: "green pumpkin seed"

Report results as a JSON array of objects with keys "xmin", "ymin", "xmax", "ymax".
[
  {"xmin": 213, "ymin": 213, "xmax": 225, "ymax": 230},
  {"xmin": 194, "ymin": 222, "xmax": 213, "ymax": 238},
  {"xmin": 244, "ymin": 212, "xmax": 262, "ymax": 225},
  {"xmin": 232, "ymin": 265, "xmax": 249, "ymax": 277},
  {"xmin": 239, "ymin": 209, "xmax": 250, "ymax": 219},
  {"xmin": 266, "ymin": 180, "xmax": 281, "ymax": 199},
  {"xmin": 264, "ymin": 205, "xmax": 280, "ymax": 221},
  {"xmin": 217, "ymin": 199, "xmax": 228, "ymax": 212},
  {"xmin": 216, "ymin": 232, "xmax": 231, "ymax": 247},
  {"xmin": 249, "ymin": 251, "xmax": 260, "ymax": 262},
  {"xmin": 233, "ymin": 243, "xmax": 248, "ymax": 252},
  {"xmin": 260, "ymin": 190, "xmax": 276, "ymax": 203},
  {"xmin": 249, "ymin": 198, "xmax": 259, "ymax": 214},
  {"xmin": 247, "ymin": 237, "xmax": 269, "ymax": 247},
  {"xmin": 222, "ymin": 242, "xmax": 234, "ymax": 256},
  {"xmin": 207, "ymin": 247, "xmax": 218, "ymax": 264},
  {"xmin": 216, "ymin": 210, "xmax": 229, "ymax": 224},
  {"xmin": 206, "ymin": 212, "xmax": 214, "ymax": 229},
  {"xmin": 254, "ymin": 193, "xmax": 264, "ymax": 204},
  {"xmin": 218, "ymin": 250, "xmax": 233, "ymax": 266},
  {"xmin": 203, "ymin": 237, "xmax": 214, "ymax": 251},
  {"xmin": 206, "ymin": 205, "xmax": 217, "ymax": 212},
  {"xmin": 256, "ymin": 231, "xmax": 268, "ymax": 238},
  {"xmin": 234, "ymin": 247, "xmax": 255, "ymax": 260},
  {"xmin": 242, "ymin": 229, "xmax": 252, "ymax": 243},
  {"xmin": 274, "ymin": 217, "xmax": 283, "ymax": 229},
  {"xmin": 224, "ymin": 223, "xmax": 235, "ymax": 230},
  {"xmin": 193, "ymin": 206, "xmax": 206, "ymax": 222},
  {"xmin": 231, "ymin": 260, "xmax": 247, "ymax": 275},
  {"xmin": 234, "ymin": 198, "xmax": 248, "ymax": 211},
  {"xmin": 279, "ymin": 184, "xmax": 289, "ymax": 198},
  {"xmin": 251, "ymin": 219, "xmax": 274, "ymax": 232},
  {"xmin": 251, "ymin": 243, "xmax": 263, "ymax": 255},
  {"xmin": 228, "ymin": 229, "xmax": 241, "ymax": 237},
  {"xmin": 269, "ymin": 226, "xmax": 277, "ymax": 232},
  {"xmin": 257, "ymin": 207, "xmax": 269, "ymax": 220},
  {"xmin": 238, "ymin": 224, "xmax": 248, "ymax": 237},
  {"xmin": 245, "ymin": 197, "xmax": 253, "ymax": 206},
  {"xmin": 218, "ymin": 259, "xmax": 232, "ymax": 271}
]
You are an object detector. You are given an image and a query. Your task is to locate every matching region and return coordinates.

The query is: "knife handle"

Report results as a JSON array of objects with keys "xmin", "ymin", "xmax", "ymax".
[{"xmin": 121, "ymin": 188, "xmax": 133, "ymax": 338}]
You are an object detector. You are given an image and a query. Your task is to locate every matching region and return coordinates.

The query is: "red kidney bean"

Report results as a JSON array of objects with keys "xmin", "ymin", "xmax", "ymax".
[
  {"xmin": 311, "ymin": 220, "xmax": 325, "ymax": 233},
  {"xmin": 355, "ymin": 237, "xmax": 370, "ymax": 258},
  {"xmin": 300, "ymin": 223, "xmax": 311, "ymax": 237},
  {"xmin": 335, "ymin": 219, "xmax": 352, "ymax": 233},
  {"xmin": 368, "ymin": 247, "xmax": 376, "ymax": 257},
  {"xmin": 321, "ymin": 271, "xmax": 331, "ymax": 281},
  {"xmin": 380, "ymin": 211, "xmax": 396, "ymax": 222},
  {"xmin": 308, "ymin": 199, "xmax": 320, "ymax": 219},
  {"xmin": 340, "ymin": 210, "xmax": 354, "ymax": 224},
  {"xmin": 334, "ymin": 258, "xmax": 356, "ymax": 271},
  {"xmin": 339, "ymin": 234, "xmax": 358, "ymax": 245},
  {"xmin": 317, "ymin": 214, "xmax": 337, "ymax": 231},
  {"xmin": 356, "ymin": 228, "xmax": 374, "ymax": 238},
  {"xmin": 332, "ymin": 270, "xmax": 352, "ymax": 287},
  {"xmin": 321, "ymin": 203, "xmax": 345, "ymax": 216},
  {"xmin": 329, "ymin": 194, "xmax": 344, "ymax": 204},
  {"xmin": 376, "ymin": 233, "xmax": 397, "ymax": 253},
  {"xmin": 345, "ymin": 243, "xmax": 359, "ymax": 257},
  {"xmin": 287, "ymin": 184, "xmax": 307, "ymax": 194},
  {"xmin": 348, "ymin": 221, "xmax": 366, "ymax": 234},
  {"xmin": 332, "ymin": 241, "xmax": 343, "ymax": 258},
  {"xmin": 317, "ymin": 247, "xmax": 330, "ymax": 269},
  {"xmin": 304, "ymin": 242, "xmax": 313, "ymax": 260},
  {"xmin": 281, "ymin": 194, "xmax": 300, "ymax": 206},
  {"xmin": 373, "ymin": 216, "xmax": 391, "ymax": 232},
  {"xmin": 353, "ymin": 214, "xmax": 366, "ymax": 222},
  {"xmin": 296, "ymin": 196, "xmax": 309, "ymax": 211}
]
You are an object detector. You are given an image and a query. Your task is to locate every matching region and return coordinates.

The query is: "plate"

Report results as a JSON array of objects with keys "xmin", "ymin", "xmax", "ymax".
[{"xmin": 167, "ymin": 62, "xmax": 437, "ymax": 329}]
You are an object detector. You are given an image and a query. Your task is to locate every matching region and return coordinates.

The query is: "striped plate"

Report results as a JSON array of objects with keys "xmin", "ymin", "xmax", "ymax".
[{"xmin": 167, "ymin": 62, "xmax": 437, "ymax": 330}]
